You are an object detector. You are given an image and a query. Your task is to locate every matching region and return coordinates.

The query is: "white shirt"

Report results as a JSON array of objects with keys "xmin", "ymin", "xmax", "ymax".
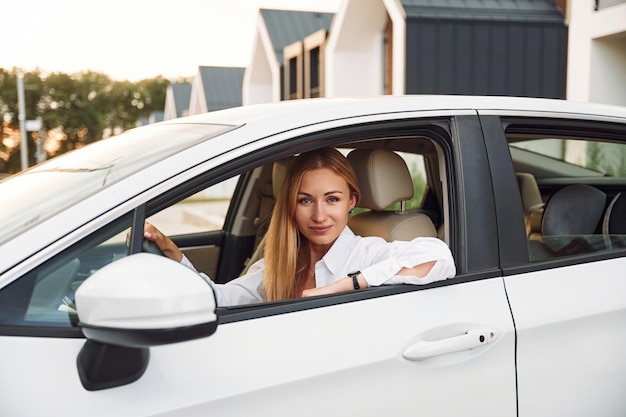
[{"xmin": 182, "ymin": 226, "xmax": 456, "ymax": 306}]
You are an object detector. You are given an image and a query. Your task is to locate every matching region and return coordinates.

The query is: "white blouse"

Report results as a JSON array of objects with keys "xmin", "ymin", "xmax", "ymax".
[{"xmin": 181, "ymin": 226, "xmax": 456, "ymax": 307}]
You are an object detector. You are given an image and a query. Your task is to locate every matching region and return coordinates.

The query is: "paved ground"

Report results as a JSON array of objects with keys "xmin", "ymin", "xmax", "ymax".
[{"xmin": 147, "ymin": 201, "xmax": 229, "ymax": 235}]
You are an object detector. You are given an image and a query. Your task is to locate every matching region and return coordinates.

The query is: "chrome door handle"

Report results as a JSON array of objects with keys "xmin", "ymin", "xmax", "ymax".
[{"xmin": 402, "ymin": 329, "xmax": 495, "ymax": 361}]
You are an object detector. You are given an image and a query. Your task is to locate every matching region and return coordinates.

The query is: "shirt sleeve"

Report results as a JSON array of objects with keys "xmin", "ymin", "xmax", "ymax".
[
  {"xmin": 360, "ymin": 237, "xmax": 456, "ymax": 286},
  {"xmin": 180, "ymin": 254, "xmax": 265, "ymax": 306}
]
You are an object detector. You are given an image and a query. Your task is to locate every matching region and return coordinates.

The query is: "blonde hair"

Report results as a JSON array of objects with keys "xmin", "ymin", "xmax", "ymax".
[{"xmin": 263, "ymin": 148, "xmax": 360, "ymax": 302}]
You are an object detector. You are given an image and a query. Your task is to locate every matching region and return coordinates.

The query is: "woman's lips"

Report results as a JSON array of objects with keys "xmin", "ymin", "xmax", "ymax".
[{"xmin": 310, "ymin": 226, "xmax": 332, "ymax": 234}]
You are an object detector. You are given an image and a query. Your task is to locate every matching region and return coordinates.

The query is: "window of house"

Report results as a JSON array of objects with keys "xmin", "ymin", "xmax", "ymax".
[
  {"xmin": 304, "ymin": 29, "xmax": 327, "ymax": 98},
  {"xmin": 283, "ymin": 41, "xmax": 303, "ymax": 100}
]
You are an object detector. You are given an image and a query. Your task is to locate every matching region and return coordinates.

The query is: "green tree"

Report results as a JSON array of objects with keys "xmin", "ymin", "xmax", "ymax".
[
  {"xmin": 40, "ymin": 71, "xmax": 112, "ymax": 153},
  {"xmin": 1, "ymin": 68, "xmax": 171, "ymax": 173}
]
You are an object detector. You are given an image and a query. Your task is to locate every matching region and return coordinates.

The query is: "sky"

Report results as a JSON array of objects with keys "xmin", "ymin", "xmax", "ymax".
[{"xmin": 1, "ymin": 0, "xmax": 341, "ymax": 81}]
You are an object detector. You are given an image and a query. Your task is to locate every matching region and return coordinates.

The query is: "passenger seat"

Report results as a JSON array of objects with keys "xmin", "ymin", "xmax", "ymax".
[
  {"xmin": 516, "ymin": 172, "xmax": 544, "ymax": 237},
  {"xmin": 347, "ymin": 148, "xmax": 437, "ymax": 241},
  {"xmin": 532, "ymin": 184, "xmax": 606, "ymax": 258}
]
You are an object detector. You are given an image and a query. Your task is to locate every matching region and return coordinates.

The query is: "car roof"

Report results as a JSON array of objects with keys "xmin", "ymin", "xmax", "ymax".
[{"xmin": 163, "ymin": 95, "xmax": 626, "ymax": 127}]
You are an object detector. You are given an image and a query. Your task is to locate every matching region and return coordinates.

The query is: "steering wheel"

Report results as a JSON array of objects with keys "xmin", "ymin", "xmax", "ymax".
[{"xmin": 141, "ymin": 239, "xmax": 165, "ymax": 256}]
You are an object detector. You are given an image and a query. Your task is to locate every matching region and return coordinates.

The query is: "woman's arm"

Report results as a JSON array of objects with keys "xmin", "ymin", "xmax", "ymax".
[
  {"xmin": 396, "ymin": 261, "xmax": 437, "ymax": 278},
  {"xmin": 301, "ymin": 260, "xmax": 438, "ymax": 298}
]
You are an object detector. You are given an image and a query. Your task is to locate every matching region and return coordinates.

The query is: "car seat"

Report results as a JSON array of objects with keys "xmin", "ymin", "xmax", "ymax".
[{"xmin": 347, "ymin": 148, "xmax": 437, "ymax": 241}]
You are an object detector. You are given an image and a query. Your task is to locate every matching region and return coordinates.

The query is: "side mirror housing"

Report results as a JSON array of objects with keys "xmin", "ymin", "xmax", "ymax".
[{"xmin": 74, "ymin": 253, "xmax": 218, "ymax": 390}]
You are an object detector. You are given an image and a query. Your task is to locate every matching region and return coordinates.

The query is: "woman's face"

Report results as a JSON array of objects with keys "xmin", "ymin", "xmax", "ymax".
[{"xmin": 294, "ymin": 168, "xmax": 356, "ymax": 254}]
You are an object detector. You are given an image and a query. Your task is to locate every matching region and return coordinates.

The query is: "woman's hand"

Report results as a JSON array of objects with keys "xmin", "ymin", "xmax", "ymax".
[
  {"xmin": 302, "ymin": 273, "xmax": 368, "ymax": 297},
  {"xmin": 143, "ymin": 222, "xmax": 184, "ymax": 262}
]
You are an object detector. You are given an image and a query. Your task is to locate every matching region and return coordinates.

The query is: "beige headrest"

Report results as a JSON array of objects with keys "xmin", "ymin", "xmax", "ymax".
[
  {"xmin": 347, "ymin": 149, "xmax": 414, "ymax": 211},
  {"xmin": 272, "ymin": 157, "xmax": 293, "ymax": 197},
  {"xmin": 516, "ymin": 172, "xmax": 544, "ymax": 213}
]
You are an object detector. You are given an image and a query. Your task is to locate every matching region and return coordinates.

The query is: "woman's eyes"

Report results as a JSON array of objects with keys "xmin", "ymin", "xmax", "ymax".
[{"xmin": 298, "ymin": 196, "xmax": 341, "ymax": 205}]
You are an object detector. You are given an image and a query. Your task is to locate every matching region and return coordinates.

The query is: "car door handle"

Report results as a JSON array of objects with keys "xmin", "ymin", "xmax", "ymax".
[{"xmin": 402, "ymin": 329, "xmax": 495, "ymax": 361}]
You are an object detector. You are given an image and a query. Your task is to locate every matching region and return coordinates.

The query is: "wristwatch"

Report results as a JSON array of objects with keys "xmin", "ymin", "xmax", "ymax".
[{"xmin": 348, "ymin": 271, "xmax": 361, "ymax": 290}]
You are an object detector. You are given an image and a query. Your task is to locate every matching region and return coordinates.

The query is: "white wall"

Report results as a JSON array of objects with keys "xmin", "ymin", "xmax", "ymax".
[
  {"xmin": 566, "ymin": 0, "xmax": 626, "ymax": 105},
  {"xmin": 188, "ymin": 73, "xmax": 207, "ymax": 115},
  {"xmin": 589, "ymin": 33, "xmax": 626, "ymax": 106},
  {"xmin": 243, "ymin": 17, "xmax": 281, "ymax": 105},
  {"xmin": 326, "ymin": 0, "xmax": 389, "ymax": 97},
  {"xmin": 163, "ymin": 87, "xmax": 178, "ymax": 121}
]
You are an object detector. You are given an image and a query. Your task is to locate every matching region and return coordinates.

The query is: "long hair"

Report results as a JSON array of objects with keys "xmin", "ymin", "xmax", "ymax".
[{"xmin": 263, "ymin": 148, "xmax": 361, "ymax": 301}]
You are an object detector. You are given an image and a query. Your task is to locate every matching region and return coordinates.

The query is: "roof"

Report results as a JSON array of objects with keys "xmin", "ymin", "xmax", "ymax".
[
  {"xmin": 260, "ymin": 9, "xmax": 334, "ymax": 63},
  {"xmin": 198, "ymin": 66, "xmax": 245, "ymax": 111},
  {"xmin": 170, "ymin": 83, "xmax": 191, "ymax": 118},
  {"xmin": 400, "ymin": 0, "xmax": 564, "ymax": 23}
]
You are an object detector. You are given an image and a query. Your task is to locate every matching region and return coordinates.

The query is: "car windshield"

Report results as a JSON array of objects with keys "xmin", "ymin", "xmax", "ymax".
[{"xmin": 0, "ymin": 122, "xmax": 235, "ymax": 243}]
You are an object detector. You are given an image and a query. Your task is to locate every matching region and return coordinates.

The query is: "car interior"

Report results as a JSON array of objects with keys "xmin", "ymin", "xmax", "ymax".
[
  {"xmin": 508, "ymin": 129, "xmax": 626, "ymax": 262},
  {"xmin": 209, "ymin": 136, "xmax": 449, "ymax": 283}
]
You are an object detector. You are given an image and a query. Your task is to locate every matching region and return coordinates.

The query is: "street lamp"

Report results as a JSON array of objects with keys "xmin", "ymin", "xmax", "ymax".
[{"xmin": 17, "ymin": 69, "xmax": 28, "ymax": 171}]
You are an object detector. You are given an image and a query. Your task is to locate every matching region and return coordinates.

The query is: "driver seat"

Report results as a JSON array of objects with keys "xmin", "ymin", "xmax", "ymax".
[
  {"xmin": 347, "ymin": 148, "xmax": 437, "ymax": 241},
  {"xmin": 240, "ymin": 157, "xmax": 292, "ymax": 275}
]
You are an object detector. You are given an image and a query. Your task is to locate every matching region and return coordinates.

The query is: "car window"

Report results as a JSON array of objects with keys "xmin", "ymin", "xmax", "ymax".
[
  {"xmin": 0, "ymin": 176, "xmax": 242, "ymax": 330},
  {"xmin": 147, "ymin": 176, "xmax": 239, "ymax": 236},
  {"xmin": 0, "ymin": 215, "xmax": 133, "ymax": 328},
  {"xmin": 0, "ymin": 127, "xmax": 455, "ymax": 330},
  {"xmin": 509, "ymin": 133, "xmax": 626, "ymax": 262}
]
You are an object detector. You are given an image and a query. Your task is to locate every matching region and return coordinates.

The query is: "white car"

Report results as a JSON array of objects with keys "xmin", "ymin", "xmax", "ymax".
[{"xmin": 1, "ymin": 96, "xmax": 626, "ymax": 416}]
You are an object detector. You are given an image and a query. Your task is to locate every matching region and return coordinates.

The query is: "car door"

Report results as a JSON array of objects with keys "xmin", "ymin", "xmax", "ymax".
[
  {"xmin": 0, "ymin": 113, "xmax": 517, "ymax": 416},
  {"xmin": 481, "ymin": 114, "xmax": 626, "ymax": 416}
]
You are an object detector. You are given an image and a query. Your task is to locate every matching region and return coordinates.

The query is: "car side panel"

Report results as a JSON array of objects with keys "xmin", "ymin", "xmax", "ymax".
[
  {"xmin": 504, "ymin": 257, "xmax": 626, "ymax": 416},
  {"xmin": 0, "ymin": 279, "xmax": 516, "ymax": 416}
]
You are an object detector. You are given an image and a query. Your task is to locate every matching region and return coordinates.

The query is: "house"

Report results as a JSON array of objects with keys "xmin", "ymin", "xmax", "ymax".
[
  {"xmin": 243, "ymin": 9, "xmax": 334, "ymax": 104},
  {"xmin": 163, "ymin": 83, "xmax": 191, "ymax": 120},
  {"xmin": 135, "ymin": 111, "xmax": 164, "ymax": 127},
  {"xmin": 566, "ymin": 0, "xmax": 626, "ymax": 106},
  {"xmin": 325, "ymin": 0, "xmax": 568, "ymax": 99},
  {"xmin": 188, "ymin": 66, "xmax": 245, "ymax": 115}
]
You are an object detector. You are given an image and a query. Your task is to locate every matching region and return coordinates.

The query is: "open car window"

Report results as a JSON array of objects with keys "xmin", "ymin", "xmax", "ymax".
[{"xmin": 0, "ymin": 122, "xmax": 455, "ymax": 330}]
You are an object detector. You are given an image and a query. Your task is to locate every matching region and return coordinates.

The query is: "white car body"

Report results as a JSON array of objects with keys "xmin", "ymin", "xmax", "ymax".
[{"xmin": 1, "ymin": 96, "xmax": 626, "ymax": 416}]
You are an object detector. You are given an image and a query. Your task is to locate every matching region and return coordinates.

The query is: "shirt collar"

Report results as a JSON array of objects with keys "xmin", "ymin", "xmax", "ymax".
[{"xmin": 319, "ymin": 226, "xmax": 357, "ymax": 275}]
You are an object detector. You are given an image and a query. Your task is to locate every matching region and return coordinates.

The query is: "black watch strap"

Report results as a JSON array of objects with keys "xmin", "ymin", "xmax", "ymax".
[{"xmin": 349, "ymin": 271, "xmax": 361, "ymax": 290}]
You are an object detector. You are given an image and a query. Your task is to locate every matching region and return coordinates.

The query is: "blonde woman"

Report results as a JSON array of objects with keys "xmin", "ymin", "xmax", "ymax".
[{"xmin": 144, "ymin": 147, "xmax": 455, "ymax": 306}]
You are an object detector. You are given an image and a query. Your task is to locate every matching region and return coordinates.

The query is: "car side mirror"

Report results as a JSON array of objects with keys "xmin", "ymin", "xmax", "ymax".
[{"xmin": 74, "ymin": 253, "xmax": 218, "ymax": 390}]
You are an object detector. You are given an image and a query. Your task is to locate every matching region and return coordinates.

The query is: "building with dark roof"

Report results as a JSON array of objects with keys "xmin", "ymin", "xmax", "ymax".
[
  {"xmin": 243, "ymin": 9, "xmax": 334, "ymax": 104},
  {"xmin": 189, "ymin": 66, "xmax": 245, "ymax": 115},
  {"xmin": 326, "ymin": 0, "xmax": 567, "ymax": 98},
  {"xmin": 164, "ymin": 83, "xmax": 191, "ymax": 120}
]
